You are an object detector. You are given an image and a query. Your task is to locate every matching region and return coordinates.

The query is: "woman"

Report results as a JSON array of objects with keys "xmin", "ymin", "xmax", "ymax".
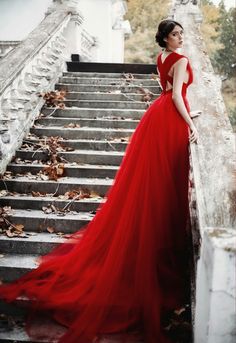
[{"xmin": 0, "ymin": 19, "xmax": 199, "ymax": 342}]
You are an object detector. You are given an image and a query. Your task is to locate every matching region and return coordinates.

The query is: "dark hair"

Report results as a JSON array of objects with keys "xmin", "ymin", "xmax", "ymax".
[{"xmin": 155, "ymin": 19, "xmax": 183, "ymax": 48}]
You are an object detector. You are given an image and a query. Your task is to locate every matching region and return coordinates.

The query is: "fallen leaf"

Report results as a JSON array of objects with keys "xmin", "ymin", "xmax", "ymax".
[
  {"xmin": 47, "ymin": 227, "xmax": 55, "ymax": 233},
  {"xmin": 14, "ymin": 224, "xmax": 24, "ymax": 233}
]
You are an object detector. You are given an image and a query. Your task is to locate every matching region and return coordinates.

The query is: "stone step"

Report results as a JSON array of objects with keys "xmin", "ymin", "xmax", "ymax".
[
  {"xmin": 0, "ymin": 232, "xmax": 67, "ymax": 255},
  {"xmin": 7, "ymin": 163, "xmax": 118, "ymax": 178},
  {"xmin": 64, "ymin": 91, "xmax": 159, "ymax": 101},
  {"xmin": 50, "ymin": 99, "xmax": 148, "ymax": 110},
  {"xmin": 0, "ymin": 318, "xmax": 144, "ymax": 343},
  {"xmin": 0, "ymin": 254, "xmax": 41, "ymax": 282},
  {"xmin": 14, "ymin": 149, "xmax": 124, "ymax": 165},
  {"xmin": 0, "ymin": 195, "xmax": 103, "ymax": 212},
  {"xmin": 0, "ymin": 316, "xmax": 144, "ymax": 342},
  {"xmin": 55, "ymin": 83, "xmax": 160, "ymax": 94},
  {"xmin": 35, "ymin": 117, "xmax": 139, "ymax": 130},
  {"xmin": 0, "ymin": 176, "xmax": 113, "ymax": 196},
  {"xmin": 59, "ymin": 76, "xmax": 159, "ymax": 87},
  {"xmin": 23, "ymin": 138, "xmax": 128, "ymax": 152},
  {"xmin": 30, "ymin": 126, "xmax": 133, "ymax": 140},
  {"xmin": 41, "ymin": 107, "xmax": 143, "ymax": 119},
  {"xmin": 62, "ymin": 71, "xmax": 155, "ymax": 79},
  {"xmin": 0, "ymin": 324, "xmax": 42, "ymax": 342},
  {"xmin": 5, "ymin": 209, "xmax": 94, "ymax": 234}
]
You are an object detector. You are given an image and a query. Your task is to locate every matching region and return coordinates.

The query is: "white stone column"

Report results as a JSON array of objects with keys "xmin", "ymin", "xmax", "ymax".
[
  {"xmin": 111, "ymin": 0, "xmax": 131, "ymax": 63},
  {"xmin": 194, "ymin": 227, "xmax": 236, "ymax": 343}
]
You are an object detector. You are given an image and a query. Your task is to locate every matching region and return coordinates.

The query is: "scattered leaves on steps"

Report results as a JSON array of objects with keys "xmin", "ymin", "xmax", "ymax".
[
  {"xmin": 122, "ymin": 72, "xmax": 135, "ymax": 81},
  {"xmin": 138, "ymin": 87, "xmax": 154, "ymax": 105},
  {"xmin": 0, "ymin": 206, "xmax": 26, "ymax": 238},
  {"xmin": 39, "ymin": 90, "xmax": 67, "ymax": 108}
]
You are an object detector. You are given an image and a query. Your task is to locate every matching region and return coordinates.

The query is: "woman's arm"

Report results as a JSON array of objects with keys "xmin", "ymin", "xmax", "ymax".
[{"xmin": 172, "ymin": 58, "xmax": 199, "ymax": 143}]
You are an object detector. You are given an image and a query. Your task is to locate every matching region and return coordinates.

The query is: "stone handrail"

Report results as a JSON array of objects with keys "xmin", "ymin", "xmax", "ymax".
[
  {"xmin": 0, "ymin": 2, "xmax": 96, "ymax": 175},
  {"xmin": 0, "ymin": 41, "xmax": 21, "ymax": 59},
  {"xmin": 81, "ymin": 28, "xmax": 98, "ymax": 61},
  {"xmin": 0, "ymin": 9, "xmax": 71, "ymax": 174}
]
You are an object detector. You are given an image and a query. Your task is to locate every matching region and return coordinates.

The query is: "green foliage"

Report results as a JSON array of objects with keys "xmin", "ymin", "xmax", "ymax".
[
  {"xmin": 214, "ymin": 4, "xmax": 236, "ymax": 78},
  {"xmin": 200, "ymin": 3, "xmax": 222, "ymax": 55},
  {"xmin": 200, "ymin": 1, "xmax": 236, "ymax": 130},
  {"xmin": 124, "ymin": 0, "xmax": 170, "ymax": 63}
]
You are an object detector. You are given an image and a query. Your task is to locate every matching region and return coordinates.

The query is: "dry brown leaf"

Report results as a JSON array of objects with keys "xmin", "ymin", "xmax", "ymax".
[
  {"xmin": 31, "ymin": 191, "xmax": 46, "ymax": 197},
  {"xmin": 64, "ymin": 123, "xmax": 81, "ymax": 128},
  {"xmin": 39, "ymin": 90, "xmax": 67, "ymax": 108},
  {"xmin": 14, "ymin": 224, "xmax": 24, "ymax": 233},
  {"xmin": 5, "ymin": 228, "xmax": 15, "ymax": 238},
  {"xmin": 42, "ymin": 163, "xmax": 65, "ymax": 181},
  {"xmin": 47, "ymin": 227, "xmax": 55, "ymax": 233},
  {"xmin": 151, "ymin": 73, "xmax": 159, "ymax": 80},
  {"xmin": 42, "ymin": 204, "xmax": 58, "ymax": 214},
  {"xmin": 174, "ymin": 307, "xmax": 186, "ymax": 316}
]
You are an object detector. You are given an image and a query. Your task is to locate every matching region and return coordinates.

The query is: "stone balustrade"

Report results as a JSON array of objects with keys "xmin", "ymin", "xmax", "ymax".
[
  {"xmin": 81, "ymin": 28, "xmax": 98, "ymax": 61},
  {"xmin": 0, "ymin": 1, "xmax": 97, "ymax": 175},
  {"xmin": 0, "ymin": 41, "xmax": 21, "ymax": 59}
]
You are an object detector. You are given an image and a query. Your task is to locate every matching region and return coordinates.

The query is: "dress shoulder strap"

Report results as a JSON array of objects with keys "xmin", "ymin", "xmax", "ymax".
[{"xmin": 164, "ymin": 52, "xmax": 188, "ymax": 72}]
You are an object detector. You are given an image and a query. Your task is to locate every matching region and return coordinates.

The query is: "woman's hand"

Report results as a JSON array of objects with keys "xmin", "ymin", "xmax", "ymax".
[{"xmin": 189, "ymin": 123, "xmax": 199, "ymax": 144}]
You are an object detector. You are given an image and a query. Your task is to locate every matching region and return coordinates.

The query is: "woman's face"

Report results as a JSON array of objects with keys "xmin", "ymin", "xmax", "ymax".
[{"xmin": 165, "ymin": 25, "xmax": 184, "ymax": 50}]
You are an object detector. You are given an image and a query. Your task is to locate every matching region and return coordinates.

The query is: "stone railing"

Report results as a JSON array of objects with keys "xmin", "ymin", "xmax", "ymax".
[
  {"xmin": 0, "ymin": 1, "xmax": 97, "ymax": 175},
  {"xmin": 0, "ymin": 41, "xmax": 21, "ymax": 59},
  {"xmin": 81, "ymin": 28, "xmax": 97, "ymax": 61},
  {"xmin": 172, "ymin": 2, "xmax": 236, "ymax": 343}
]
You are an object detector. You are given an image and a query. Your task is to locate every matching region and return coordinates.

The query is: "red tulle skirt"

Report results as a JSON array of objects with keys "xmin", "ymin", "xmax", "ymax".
[{"xmin": 0, "ymin": 90, "xmax": 192, "ymax": 343}]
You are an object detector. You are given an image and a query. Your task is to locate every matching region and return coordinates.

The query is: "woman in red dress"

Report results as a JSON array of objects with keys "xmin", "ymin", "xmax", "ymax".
[{"xmin": 0, "ymin": 19, "xmax": 199, "ymax": 342}]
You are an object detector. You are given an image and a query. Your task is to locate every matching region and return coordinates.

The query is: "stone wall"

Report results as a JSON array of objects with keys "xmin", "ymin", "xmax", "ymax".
[{"xmin": 172, "ymin": 2, "xmax": 235, "ymax": 342}]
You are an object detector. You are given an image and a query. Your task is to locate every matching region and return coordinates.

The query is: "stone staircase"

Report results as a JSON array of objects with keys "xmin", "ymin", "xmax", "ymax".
[{"xmin": 0, "ymin": 61, "xmax": 160, "ymax": 341}]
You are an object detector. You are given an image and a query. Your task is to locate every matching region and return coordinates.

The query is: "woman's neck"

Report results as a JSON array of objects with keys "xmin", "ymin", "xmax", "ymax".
[{"xmin": 165, "ymin": 47, "xmax": 177, "ymax": 53}]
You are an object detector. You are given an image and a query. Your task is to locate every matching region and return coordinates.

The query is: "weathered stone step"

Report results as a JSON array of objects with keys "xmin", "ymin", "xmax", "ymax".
[
  {"xmin": 65, "ymin": 91, "xmax": 158, "ymax": 101},
  {"xmin": 0, "ymin": 254, "xmax": 40, "ymax": 282},
  {"xmin": 6, "ymin": 209, "xmax": 93, "ymax": 234},
  {"xmin": 55, "ymin": 83, "xmax": 160, "ymax": 93},
  {"xmin": 0, "ymin": 177, "xmax": 113, "ymax": 196},
  {"xmin": 0, "ymin": 318, "xmax": 144, "ymax": 342},
  {"xmin": 0, "ymin": 195, "xmax": 103, "ymax": 212},
  {"xmin": 0, "ymin": 232, "xmax": 66, "ymax": 255},
  {"xmin": 59, "ymin": 76, "xmax": 159, "ymax": 87},
  {"xmin": 30, "ymin": 126, "xmax": 133, "ymax": 140},
  {"xmin": 8, "ymin": 163, "xmax": 118, "ymax": 178},
  {"xmin": 36, "ymin": 117, "xmax": 139, "ymax": 130},
  {"xmin": 0, "ymin": 324, "xmax": 43, "ymax": 342},
  {"xmin": 15, "ymin": 149, "xmax": 124, "ymax": 165},
  {"xmin": 62, "ymin": 71, "xmax": 155, "ymax": 79},
  {"xmin": 41, "ymin": 107, "xmax": 143, "ymax": 119},
  {"xmin": 50, "ymin": 99, "xmax": 147, "ymax": 110},
  {"xmin": 23, "ymin": 138, "xmax": 128, "ymax": 152}
]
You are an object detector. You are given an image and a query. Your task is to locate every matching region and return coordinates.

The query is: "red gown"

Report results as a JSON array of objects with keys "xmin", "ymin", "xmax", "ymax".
[{"xmin": 0, "ymin": 51, "xmax": 193, "ymax": 343}]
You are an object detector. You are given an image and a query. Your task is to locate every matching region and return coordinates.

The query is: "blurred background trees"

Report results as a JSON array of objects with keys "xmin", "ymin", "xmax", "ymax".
[
  {"xmin": 124, "ymin": 0, "xmax": 170, "ymax": 63},
  {"xmin": 200, "ymin": 0, "xmax": 236, "ymax": 129}
]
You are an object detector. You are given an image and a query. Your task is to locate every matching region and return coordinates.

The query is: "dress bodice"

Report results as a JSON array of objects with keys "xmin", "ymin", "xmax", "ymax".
[{"xmin": 157, "ymin": 52, "xmax": 193, "ymax": 95}]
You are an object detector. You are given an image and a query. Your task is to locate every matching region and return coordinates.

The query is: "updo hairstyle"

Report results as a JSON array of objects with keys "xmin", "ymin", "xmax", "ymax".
[{"xmin": 155, "ymin": 19, "xmax": 183, "ymax": 48}]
